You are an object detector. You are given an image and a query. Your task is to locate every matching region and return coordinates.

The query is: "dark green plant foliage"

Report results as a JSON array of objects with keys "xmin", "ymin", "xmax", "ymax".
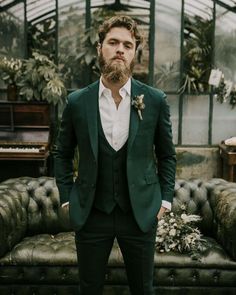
[
  {"xmin": 182, "ymin": 15, "xmax": 213, "ymax": 93},
  {"xmin": 59, "ymin": 8, "xmax": 115, "ymax": 88},
  {"xmin": 0, "ymin": 12, "xmax": 23, "ymax": 56},
  {"xmin": 27, "ymin": 18, "xmax": 56, "ymax": 61}
]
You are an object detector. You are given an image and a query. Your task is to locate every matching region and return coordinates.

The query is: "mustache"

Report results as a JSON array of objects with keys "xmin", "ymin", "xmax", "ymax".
[
  {"xmin": 98, "ymin": 52, "xmax": 134, "ymax": 83},
  {"xmin": 111, "ymin": 56, "xmax": 126, "ymax": 62}
]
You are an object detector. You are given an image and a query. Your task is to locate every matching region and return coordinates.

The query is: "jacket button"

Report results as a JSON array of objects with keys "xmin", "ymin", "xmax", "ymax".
[{"xmin": 91, "ymin": 184, "xmax": 95, "ymax": 188}]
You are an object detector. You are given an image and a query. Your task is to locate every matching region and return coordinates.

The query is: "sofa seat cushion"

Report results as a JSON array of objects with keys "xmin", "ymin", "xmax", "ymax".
[
  {"xmin": 0, "ymin": 232, "xmax": 77, "ymax": 266},
  {"xmin": 0, "ymin": 233, "xmax": 236, "ymax": 287},
  {"xmin": 155, "ymin": 237, "xmax": 236, "ymax": 268},
  {"xmin": 1, "ymin": 232, "xmax": 236, "ymax": 269}
]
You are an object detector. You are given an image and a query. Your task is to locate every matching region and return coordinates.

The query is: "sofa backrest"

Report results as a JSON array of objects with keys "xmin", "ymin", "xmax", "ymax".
[
  {"xmin": 173, "ymin": 178, "xmax": 228, "ymax": 237},
  {"xmin": 1, "ymin": 176, "xmax": 229, "ymax": 237},
  {"xmin": 1, "ymin": 177, "xmax": 72, "ymax": 236},
  {"xmin": 0, "ymin": 181, "xmax": 29, "ymax": 256}
]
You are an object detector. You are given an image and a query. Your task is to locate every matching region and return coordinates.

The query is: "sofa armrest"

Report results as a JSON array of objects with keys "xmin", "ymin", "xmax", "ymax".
[
  {"xmin": 0, "ymin": 184, "xmax": 29, "ymax": 258},
  {"xmin": 213, "ymin": 183, "xmax": 236, "ymax": 260}
]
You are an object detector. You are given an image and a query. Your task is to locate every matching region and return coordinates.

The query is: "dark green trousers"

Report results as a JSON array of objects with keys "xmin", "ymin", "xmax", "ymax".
[{"xmin": 75, "ymin": 206, "xmax": 157, "ymax": 295}]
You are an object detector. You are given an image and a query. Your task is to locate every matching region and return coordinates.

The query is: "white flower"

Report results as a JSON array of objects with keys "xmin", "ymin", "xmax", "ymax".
[
  {"xmin": 158, "ymin": 219, "xmax": 165, "ymax": 226},
  {"xmin": 180, "ymin": 204, "xmax": 187, "ymax": 210},
  {"xmin": 169, "ymin": 229, "xmax": 177, "ymax": 236},
  {"xmin": 156, "ymin": 237, "xmax": 164, "ymax": 243},
  {"xmin": 181, "ymin": 213, "xmax": 201, "ymax": 224},
  {"xmin": 132, "ymin": 94, "xmax": 145, "ymax": 120},
  {"xmin": 158, "ymin": 228, "xmax": 166, "ymax": 235}
]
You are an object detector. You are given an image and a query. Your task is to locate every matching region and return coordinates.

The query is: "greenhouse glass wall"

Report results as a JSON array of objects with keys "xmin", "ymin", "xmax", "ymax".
[{"xmin": 0, "ymin": 0, "xmax": 236, "ymax": 150}]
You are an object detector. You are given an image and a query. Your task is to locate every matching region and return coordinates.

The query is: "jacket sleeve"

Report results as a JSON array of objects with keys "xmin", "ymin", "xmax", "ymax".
[
  {"xmin": 154, "ymin": 95, "xmax": 176, "ymax": 203},
  {"xmin": 53, "ymin": 99, "xmax": 77, "ymax": 205}
]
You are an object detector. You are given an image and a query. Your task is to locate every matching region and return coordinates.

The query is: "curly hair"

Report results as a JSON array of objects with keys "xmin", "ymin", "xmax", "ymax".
[{"xmin": 98, "ymin": 15, "xmax": 143, "ymax": 50}]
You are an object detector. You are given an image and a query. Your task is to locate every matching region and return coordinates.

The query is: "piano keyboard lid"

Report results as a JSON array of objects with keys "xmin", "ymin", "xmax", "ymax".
[{"xmin": 0, "ymin": 129, "xmax": 49, "ymax": 142}]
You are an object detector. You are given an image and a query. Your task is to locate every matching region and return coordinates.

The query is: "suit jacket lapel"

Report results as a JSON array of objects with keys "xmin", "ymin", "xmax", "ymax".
[
  {"xmin": 86, "ymin": 81, "xmax": 99, "ymax": 162},
  {"xmin": 128, "ymin": 78, "xmax": 144, "ymax": 153},
  {"xmin": 85, "ymin": 79, "xmax": 143, "ymax": 159}
]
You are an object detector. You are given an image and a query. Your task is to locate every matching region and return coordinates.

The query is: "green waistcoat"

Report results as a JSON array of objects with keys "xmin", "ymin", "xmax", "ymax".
[{"xmin": 93, "ymin": 113, "xmax": 131, "ymax": 213}]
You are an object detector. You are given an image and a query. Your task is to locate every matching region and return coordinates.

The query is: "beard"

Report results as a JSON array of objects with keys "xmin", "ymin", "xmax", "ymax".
[{"xmin": 98, "ymin": 52, "xmax": 135, "ymax": 84}]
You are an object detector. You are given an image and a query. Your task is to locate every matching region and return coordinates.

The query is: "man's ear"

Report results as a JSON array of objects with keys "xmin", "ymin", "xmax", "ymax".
[{"xmin": 97, "ymin": 43, "xmax": 101, "ymax": 55}]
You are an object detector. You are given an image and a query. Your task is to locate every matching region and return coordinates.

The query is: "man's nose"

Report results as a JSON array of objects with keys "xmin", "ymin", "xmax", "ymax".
[{"xmin": 116, "ymin": 43, "xmax": 124, "ymax": 53}]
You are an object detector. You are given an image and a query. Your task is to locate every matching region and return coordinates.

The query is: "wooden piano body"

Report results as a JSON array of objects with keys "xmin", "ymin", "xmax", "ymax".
[{"xmin": 0, "ymin": 101, "xmax": 52, "ymax": 181}]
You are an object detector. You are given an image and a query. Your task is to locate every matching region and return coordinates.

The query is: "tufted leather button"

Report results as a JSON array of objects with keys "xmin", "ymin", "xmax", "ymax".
[
  {"xmin": 192, "ymin": 270, "xmax": 199, "ymax": 282},
  {"xmin": 40, "ymin": 271, "xmax": 45, "ymax": 280},
  {"xmin": 46, "ymin": 190, "xmax": 51, "ymax": 197},
  {"xmin": 53, "ymin": 204, "xmax": 58, "ymax": 211},
  {"xmin": 105, "ymin": 273, "xmax": 109, "ymax": 280},
  {"xmin": 168, "ymin": 270, "xmax": 175, "ymax": 282},
  {"xmin": 213, "ymin": 271, "xmax": 220, "ymax": 283}
]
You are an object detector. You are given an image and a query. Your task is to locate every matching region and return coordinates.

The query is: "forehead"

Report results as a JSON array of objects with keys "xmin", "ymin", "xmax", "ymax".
[{"xmin": 104, "ymin": 27, "xmax": 135, "ymax": 44}]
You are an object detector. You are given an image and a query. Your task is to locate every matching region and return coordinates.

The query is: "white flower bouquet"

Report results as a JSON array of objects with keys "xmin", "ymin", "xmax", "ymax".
[{"xmin": 156, "ymin": 205, "xmax": 207, "ymax": 260}]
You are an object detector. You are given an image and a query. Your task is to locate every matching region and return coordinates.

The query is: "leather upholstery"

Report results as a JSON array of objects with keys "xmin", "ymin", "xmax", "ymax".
[{"xmin": 0, "ymin": 177, "xmax": 236, "ymax": 294}]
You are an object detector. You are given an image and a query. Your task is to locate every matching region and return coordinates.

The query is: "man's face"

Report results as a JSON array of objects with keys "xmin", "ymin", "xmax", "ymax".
[{"xmin": 97, "ymin": 27, "xmax": 136, "ymax": 83}]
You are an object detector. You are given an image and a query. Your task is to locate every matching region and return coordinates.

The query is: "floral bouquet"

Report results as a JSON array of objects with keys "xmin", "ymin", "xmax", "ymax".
[{"xmin": 156, "ymin": 205, "xmax": 207, "ymax": 260}]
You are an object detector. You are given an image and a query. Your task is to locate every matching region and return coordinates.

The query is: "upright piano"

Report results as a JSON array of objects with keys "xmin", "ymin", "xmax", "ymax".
[{"xmin": 0, "ymin": 101, "xmax": 53, "ymax": 181}]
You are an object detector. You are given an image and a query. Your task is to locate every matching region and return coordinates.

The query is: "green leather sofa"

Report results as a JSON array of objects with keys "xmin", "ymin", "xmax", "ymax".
[{"xmin": 0, "ymin": 177, "xmax": 236, "ymax": 295}]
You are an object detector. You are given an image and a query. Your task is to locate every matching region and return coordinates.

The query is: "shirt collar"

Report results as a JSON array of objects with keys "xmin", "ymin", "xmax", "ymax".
[{"xmin": 99, "ymin": 77, "xmax": 131, "ymax": 99}]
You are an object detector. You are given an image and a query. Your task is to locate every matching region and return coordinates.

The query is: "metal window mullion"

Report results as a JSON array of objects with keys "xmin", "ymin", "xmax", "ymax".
[
  {"xmin": 55, "ymin": 0, "xmax": 58, "ymax": 64},
  {"xmin": 208, "ymin": 1, "xmax": 216, "ymax": 145},
  {"xmin": 86, "ymin": 0, "xmax": 91, "ymax": 29},
  {"xmin": 148, "ymin": 0, "xmax": 155, "ymax": 86},
  {"xmin": 24, "ymin": 0, "xmax": 28, "ymax": 58},
  {"xmin": 178, "ymin": 0, "xmax": 185, "ymax": 146}
]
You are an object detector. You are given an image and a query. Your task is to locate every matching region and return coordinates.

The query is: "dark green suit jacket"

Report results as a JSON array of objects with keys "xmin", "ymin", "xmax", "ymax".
[{"xmin": 54, "ymin": 78, "xmax": 176, "ymax": 232}]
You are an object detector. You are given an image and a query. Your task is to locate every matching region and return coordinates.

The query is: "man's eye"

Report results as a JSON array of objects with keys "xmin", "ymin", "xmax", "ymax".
[
  {"xmin": 109, "ymin": 41, "xmax": 116, "ymax": 45},
  {"xmin": 125, "ymin": 44, "xmax": 132, "ymax": 49}
]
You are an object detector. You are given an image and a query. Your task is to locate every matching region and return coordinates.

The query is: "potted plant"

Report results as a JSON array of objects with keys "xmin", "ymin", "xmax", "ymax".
[
  {"xmin": 0, "ymin": 56, "xmax": 22, "ymax": 101},
  {"xmin": 18, "ymin": 52, "xmax": 67, "ymax": 105}
]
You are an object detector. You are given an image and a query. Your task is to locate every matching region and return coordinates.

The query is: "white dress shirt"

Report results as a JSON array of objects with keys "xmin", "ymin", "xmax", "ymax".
[
  {"xmin": 62, "ymin": 78, "xmax": 171, "ymax": 211},
  {"xmin": 99, "ymin": 78, "xmax": 131, "ymax": 151}
]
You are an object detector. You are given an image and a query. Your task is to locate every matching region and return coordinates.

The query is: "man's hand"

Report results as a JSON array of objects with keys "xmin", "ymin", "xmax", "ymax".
[
  {"xmin": 157, "ymin": 206, "xmax": 168, "ymax": 220},
  {"xmin": 58, "ymin": 202, "xmax": 70, "ymax": 228}
]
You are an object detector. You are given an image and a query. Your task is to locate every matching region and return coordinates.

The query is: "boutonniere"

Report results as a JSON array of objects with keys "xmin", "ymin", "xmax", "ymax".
[{"xmin": 132, "ymin": 94, "xmax": 145, "ymax": 120}]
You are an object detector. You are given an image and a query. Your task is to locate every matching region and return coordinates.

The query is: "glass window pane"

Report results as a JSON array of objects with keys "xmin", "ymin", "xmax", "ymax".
[
  {"xmin": 0, "ymin": 2, "xmax": 25, "ymax": 58},
  {"xmin": 182, "ymin": 95, "xmax": 209, "ymax": 144},
  {"xmin": 212, "ymin": 100, "xmax": 236, "ymax": 144},
  {"xmin": 154, "ymin": 0, "xmax": 181, "ymax": 91},
  {"xmin": 182, "ymin": 0, "xmax": 213, "ymax": 93},
  {"xmin": 213, "ymin": 4, "xmax": 236, "ymax": 144},
  {"xmin": 58, "ymin": 0, "xmax": 86, "ymax": 88},
  {"xmin": 168, "ymin": 94, "xmax": 179, "ymax": 145},
  {"xmin": 215, "ymin": 5, "xmax": 236, "ymax": 84}
]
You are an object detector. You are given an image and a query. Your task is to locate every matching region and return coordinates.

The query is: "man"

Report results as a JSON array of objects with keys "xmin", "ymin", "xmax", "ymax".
[{"xmin": 54, "ymin": 15, "xmax": 176, "ymax": 295}]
